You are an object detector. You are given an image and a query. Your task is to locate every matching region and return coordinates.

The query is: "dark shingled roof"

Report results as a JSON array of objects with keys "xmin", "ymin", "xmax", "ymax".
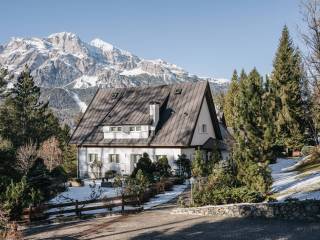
[{"xmin": 70, "ymin": 81, "xmax": 223, "ymax": 147}]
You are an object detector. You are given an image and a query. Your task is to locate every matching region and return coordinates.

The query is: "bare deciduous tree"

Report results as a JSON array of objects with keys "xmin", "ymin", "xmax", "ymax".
[
  {"xmin": 38, "ymin": 136, "xmax": 62, "ymax": 172},
  {"xmin": 300, "ymin": 0, "xmax": 320, "ymax": 143},
  {"xmin": 16, "ymin": 141, "xmax": 38, "ymax": 174}
]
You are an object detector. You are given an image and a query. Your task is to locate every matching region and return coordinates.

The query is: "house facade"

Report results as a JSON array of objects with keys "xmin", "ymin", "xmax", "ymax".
[{"xmin": 70, "ymin": 81, "xmax": 230, "ymax": 179}]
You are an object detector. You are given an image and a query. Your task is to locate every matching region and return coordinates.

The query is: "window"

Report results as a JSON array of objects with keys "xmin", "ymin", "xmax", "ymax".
[
  {"xmin": 109, "ymin": 154, "xmax": 120, "ymax": 164},
  {"xmin": 129, "ymin": 126, "xmax": 135, "ymax": 131},
  {"xmin": 110, "ymin": 126, "xmax": 122, "ymax": 132},
  {"xmin": 129, "ymin": 126, "xmax": 141, "ymax": 132},
  {"xmin": 200, "ymin": 124, "xmax": 207, "ymax": 133},
  {"xmin": 88, "ymin": 153, "xmax": 99, "ymax": 163},
  {"xmin": 131, "ymin": 154, "xmax": 142, "ymax": 165}
]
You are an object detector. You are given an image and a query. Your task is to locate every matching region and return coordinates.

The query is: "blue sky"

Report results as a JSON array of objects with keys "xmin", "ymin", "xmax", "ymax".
[{"xmin": 0, "ymin": 0, "xmax": 303, "ymax": 79}]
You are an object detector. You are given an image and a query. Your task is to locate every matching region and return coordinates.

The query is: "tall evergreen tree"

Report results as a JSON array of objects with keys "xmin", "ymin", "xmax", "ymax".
[
  {"xmin": 262, "ymin": 75, "xmax": 277, "ymax": 162},
  {"xmin": 235, "ymin": 68, "xmax": 265, "ymax": 162},
  {"xmin": 270, "ymin": 26, "xmax": 306, "ymax": 151},
  {"xmin": 224, "ymin": 70, "xmax": 239, "ymax": 129},
  {"xmin": 0, "ymin": 68, "xmax": 60, "ymax": 147},
  {"xmin": 232, "ymin": 69, "xmax": 272, "ymax": 193}
]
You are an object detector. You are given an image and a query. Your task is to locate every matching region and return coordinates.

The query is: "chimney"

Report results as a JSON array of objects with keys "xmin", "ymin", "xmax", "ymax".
[{"xmin": 150, "ymin": 101, "xmax": 160, "ymax": 131}]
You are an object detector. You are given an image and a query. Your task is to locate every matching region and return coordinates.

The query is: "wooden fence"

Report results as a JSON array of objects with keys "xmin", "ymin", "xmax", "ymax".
[
  {"xmin": 22, "ymin": 195, "xmax": 140, "ymax": 222},
  {"xmin": 22, "ymin": 177, "xmax": 184, "ymax": 222}
]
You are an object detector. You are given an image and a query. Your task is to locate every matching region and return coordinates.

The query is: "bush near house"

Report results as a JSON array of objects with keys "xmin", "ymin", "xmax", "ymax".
[
  {"xmin": 191, "ymin": 148, "xmax": 270, "ymax": 206},
  {"xmin": 131, "ymin": 153, "xmax": 155, "ymax": 182}
]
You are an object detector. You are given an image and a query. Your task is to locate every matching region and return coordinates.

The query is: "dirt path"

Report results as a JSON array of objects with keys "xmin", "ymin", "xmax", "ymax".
[{"xmin": 24, "ymin": 198, "xmax": 320, "ymax": 240}]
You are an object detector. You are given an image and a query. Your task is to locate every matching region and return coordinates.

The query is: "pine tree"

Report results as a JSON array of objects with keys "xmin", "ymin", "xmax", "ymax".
[
  {"xmin": 232, "ymin": 69, "xmax": 272, "ymax": 193},
  {"xmin": 223, "ymin": 70, "xmax": 239, "ymax": 129},
  {"xmin": 0, "ymin": 68, "xmax": 8, "ymax": 98},
  {"xmin": 62, "ymin": 144, "xmax": 78, "ymax": 178},
  {"xmin": 270, "ymin": 26, "xmax": 306, "ymax": 151},
  {"xmin": 262, "ymin": 75, "xmax": 277, "ymax": 162},
  {"xmin": 235, "ymin": 68, "xmax": 265, "ymax": 162},
  {"xmin": 0, "ymin": 68, "xmax": 60, "ymax": 147},
  {"xmin": 191, "ymin": 148, "xmax": 206, "ymax": 177}
]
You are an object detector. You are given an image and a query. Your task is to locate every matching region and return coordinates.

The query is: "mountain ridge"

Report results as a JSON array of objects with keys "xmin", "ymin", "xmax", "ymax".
[{"xmin": 0, "ymin": 32, "xmax": 229, "ymax": 126}]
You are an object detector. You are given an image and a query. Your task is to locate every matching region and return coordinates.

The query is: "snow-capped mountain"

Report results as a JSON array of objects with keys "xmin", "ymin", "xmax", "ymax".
[{"xmin": 0, "ymin": 32, "xmax": 229, "ymax": 126}]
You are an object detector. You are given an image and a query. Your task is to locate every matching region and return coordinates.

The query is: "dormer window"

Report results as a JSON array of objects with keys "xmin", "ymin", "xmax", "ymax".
[
  {"xmin": 129, "ymin": 126, "xmax": 135, "ymax": 131},
  {"xmin": 110, "ymin": 126, "xmax": 122, "ymax": 132},
  {"xmin": 129, "ymin": 126, "xmax": 141, "ymax": 132},
  {"xmin": 103, "ymin": 125, "xmax": 148, "ymax": 139}
]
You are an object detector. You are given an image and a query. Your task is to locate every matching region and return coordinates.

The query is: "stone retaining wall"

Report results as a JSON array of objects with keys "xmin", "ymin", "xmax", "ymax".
[{"xmin": 172, "ymin": 200, "xmax": 320, "ymax": 220}]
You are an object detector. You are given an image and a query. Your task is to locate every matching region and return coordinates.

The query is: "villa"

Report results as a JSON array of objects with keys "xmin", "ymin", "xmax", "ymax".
[{"xmin": 70, "ymin": 81, "xmax": 230, "ymax": 178}]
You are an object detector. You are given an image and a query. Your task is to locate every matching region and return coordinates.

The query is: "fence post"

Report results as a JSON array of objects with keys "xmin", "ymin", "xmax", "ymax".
[
  {"xmin": 28, "ymin": 204, "xmax": 32, "ymax": 222},
  {"xmin": 75, "ymin": 200, "xmax": 79, "ymax": 217},
  {"xmin": 121, "ymin": 194, "xmax": 125, "ymax": 213}
]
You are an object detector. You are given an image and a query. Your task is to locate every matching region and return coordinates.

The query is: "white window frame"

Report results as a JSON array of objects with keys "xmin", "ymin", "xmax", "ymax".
[
  {"xmin": 129, "ymin": 126, "xmax": 135, "ymax": 132},
  {"xmin": 109, "ymin": 154, "xmax": 120, "ymax": 164},
  {"xmin": 88, "ymin": 153, "xmax": 99, "ymax": 163},
  {"xmin": 110, "ymin": 126, "xmax": 122, "ymax": 132},
  {"xmin": 129, "ymin": 126, "xmax": 142, "ymax": 132}
]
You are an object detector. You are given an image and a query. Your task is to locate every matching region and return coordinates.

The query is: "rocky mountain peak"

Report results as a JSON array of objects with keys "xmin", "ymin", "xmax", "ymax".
[
  {"xmin": 90, "ymin": 38, "xmax": 114, "ymax": 52},
  {"xmin": 0, "ymin": 32, "xmax": 229, "ymax": 126}
]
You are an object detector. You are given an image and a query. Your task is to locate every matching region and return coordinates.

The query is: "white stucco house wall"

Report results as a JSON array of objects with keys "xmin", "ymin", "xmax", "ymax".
[{"xmin": 70, "ymin": 81, "xmax": 231, "ymax": 179}]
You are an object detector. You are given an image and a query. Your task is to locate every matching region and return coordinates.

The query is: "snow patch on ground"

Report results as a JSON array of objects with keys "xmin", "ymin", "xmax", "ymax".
[
  {"xmin": 48, "ymin": 180, "xmax": 187, "ymax": 218},
  {"xmin": 144, "ymin": 183, "xmax": 187, "ymax": 209},
  {"xmin": 50, "ymin": 180, "xmax": 116, "ymax": 204},
  {"xmin": 271, "ymin": 158, "xmax": 320, "ymax": 201}
]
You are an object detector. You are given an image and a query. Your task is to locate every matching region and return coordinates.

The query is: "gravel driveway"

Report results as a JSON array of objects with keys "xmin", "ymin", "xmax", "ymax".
[{"xmin": 24, "ymin": 202, "xmax": 320, "ymax": 240}]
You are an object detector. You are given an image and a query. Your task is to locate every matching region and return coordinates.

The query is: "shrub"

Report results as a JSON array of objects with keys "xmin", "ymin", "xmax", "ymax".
[
  {"xmin": 207, "ymin": 167, "xmax": 239, "ymax": 189},
  {"xmin": 126, "ymin": 170, "xmax": 150, "ymax": 205},
  {"xmin": 105, "ymin": 170, "xmax": 117, "ymax": 180},
  {"xmin": 177, "ymin": 196, "xmax": 186, "ymax": 207},
  {"xmin": 191, "ymin": 149, "xmax": 206, "ymax": 177},
  {"xmin": 50, "ymin": 166, "xmax": 68, "ymax": 183},
  {"xmin": 131, "ymin": 153, "xmax": 155, "ymax": 182},
  {"xmin": 154, "ymin": 156, "xmax": 171, "ymax": 177},
  {"xmin": 175, "ymin": 154, "xmax": 191, "ymax": 178},
  {"xmin": 193, "ymin": 186, "xmax": 265, "ymax": 206},
  {"xmin": 236, "ymin": 160, "xmax": 272, "ymax": 193},
  {"xmin": 27, "ymin": 158, "xmax": 53, "ymax": 200},
  {"xmin": 1, "ymin": 177, "xmax": 34, "ymax": 220}
]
